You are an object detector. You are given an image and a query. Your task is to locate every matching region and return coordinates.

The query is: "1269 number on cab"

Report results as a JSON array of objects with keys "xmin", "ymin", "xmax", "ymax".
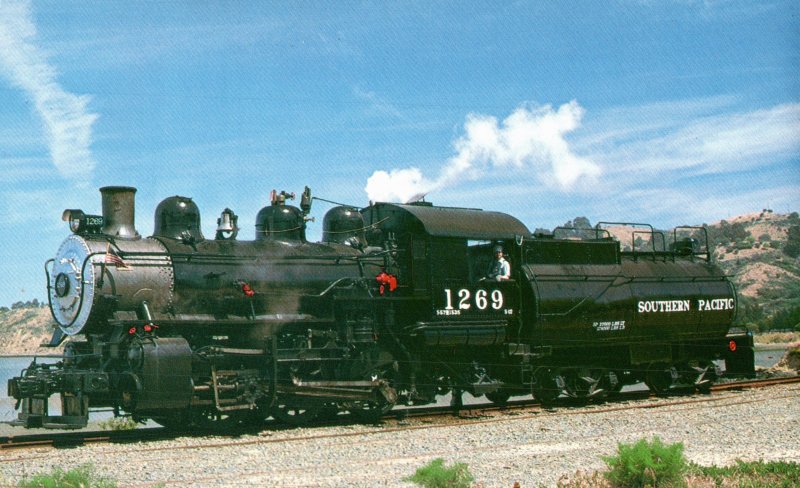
[{"xmin": 435, "ymin": 286, "xmax": 515, "ymax": 317}]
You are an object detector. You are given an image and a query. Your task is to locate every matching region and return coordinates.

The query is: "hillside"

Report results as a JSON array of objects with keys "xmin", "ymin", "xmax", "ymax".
[
  {"xmin": 1, "ymin": 210, "xmax": 798, "ymax": 355},
  {"xmin": 564, "ymin": 210, "xmax": 800, "ymax": 329},
  {"xmin": 0, "ymin": 305, "xmax": 57, "ymax": 356},
  {"xmin": 707, "ymin": 211, "xmax": 800, "ymax": 328}
]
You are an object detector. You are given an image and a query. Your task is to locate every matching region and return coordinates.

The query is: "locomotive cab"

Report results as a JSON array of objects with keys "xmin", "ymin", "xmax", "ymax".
[{"xmin": 361, "ymin": 202, "xmax": 530, "ymax": 401}]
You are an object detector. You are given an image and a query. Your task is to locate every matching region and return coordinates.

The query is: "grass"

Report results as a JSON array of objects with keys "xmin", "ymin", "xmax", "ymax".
[
  {"xmin": 557, "ymin": 438, "xmax": 800, "ymax": 488},
  {"xmin": 97, "ymin": 417, "xmax": 138, "ymax": 431},
  {"xmin": 17, "ymin": 464, "xmax": 117, "ymax": 488},
  {"xmin": 561, "ymin": 460, "xmax": 800, "ymax": 487},
  {"xmin": 755, "ymin": 331, "xmax": 800, "ymax": 345},
  {"xmin": 405, "ymin": 458, "xmax": 474, "ymax": 488},
  {"xmin": 688, "ymin": 460, "xmax": 800, "ymax": 487},
  {"xmin": 601, "ymin": 437, "xmax": 687, "ymax": 487}
]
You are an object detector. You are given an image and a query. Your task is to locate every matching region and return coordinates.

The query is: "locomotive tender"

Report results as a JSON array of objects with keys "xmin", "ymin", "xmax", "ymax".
[{"xmin": 8, "ymin": 186, "xmax": 754, "ymax": 429}]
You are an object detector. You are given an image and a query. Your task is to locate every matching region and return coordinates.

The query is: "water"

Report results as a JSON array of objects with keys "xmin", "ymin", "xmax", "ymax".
[{"xmin": 755, "ymin": 346, "xmax": 788, "ymax": 369}]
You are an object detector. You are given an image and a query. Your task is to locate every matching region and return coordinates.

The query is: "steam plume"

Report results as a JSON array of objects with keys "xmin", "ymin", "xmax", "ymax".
[
  {"xmin": 0, "ymin": 0, "xmax": 98, "ymax": 182},
  {"xmin": 365, "ymin": 100, "xmax": 600, "ymax": 203}
]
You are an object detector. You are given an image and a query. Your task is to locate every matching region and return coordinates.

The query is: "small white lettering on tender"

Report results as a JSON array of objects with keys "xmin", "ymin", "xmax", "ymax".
[{"xmin": 593, "ymin": 320, "xmax": 626, "ymax": 331}]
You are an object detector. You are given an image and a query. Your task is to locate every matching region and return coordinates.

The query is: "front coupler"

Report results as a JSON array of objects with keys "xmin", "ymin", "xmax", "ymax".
[{"xmin": 7, "ymin": 360, "xmax": 110, "ymax": 429}]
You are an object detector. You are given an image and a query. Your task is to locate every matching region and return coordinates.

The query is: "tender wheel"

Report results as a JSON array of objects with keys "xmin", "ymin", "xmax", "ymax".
[
  {"xmin": 690, "ymin": 360, "xmax": 718, "ymax": 394},
  {"xmin": 563, "ymin": 368, "xmax": 603, "ymax": 400},
  {"xmin": 532, "ymin": 369, "xmax": 562, "ymax": 405},
  {"xmin": 601, "ymin": 371, "xmax": 624, "ymax": 397},
  {"xmin": 645, "ymin": 364, "xmax": 676, "ymax": 396}
]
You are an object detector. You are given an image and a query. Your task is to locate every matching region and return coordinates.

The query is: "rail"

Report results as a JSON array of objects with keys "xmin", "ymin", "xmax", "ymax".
[{"xmin": 2, "ymin": 375, "xmax": 796, "ymax": 451}]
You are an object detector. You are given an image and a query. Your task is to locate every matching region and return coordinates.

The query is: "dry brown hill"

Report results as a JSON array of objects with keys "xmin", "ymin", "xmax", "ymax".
[
  {"xmin": 707, "ymin": 211, "xmax": 800, "ymax": 325},
  {"xmin": 0, "ymin": 306, "xmax": 56, "ymax": 356}
]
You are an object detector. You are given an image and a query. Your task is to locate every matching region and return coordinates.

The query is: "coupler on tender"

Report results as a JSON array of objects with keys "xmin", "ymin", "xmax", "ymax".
[{"xmin": 723, "ymin": 328, "xmax": 756, "ymax": 378}]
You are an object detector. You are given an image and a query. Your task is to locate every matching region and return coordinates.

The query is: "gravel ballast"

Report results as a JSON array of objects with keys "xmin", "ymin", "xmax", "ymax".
[{"xmin": 1, "ymin": 385, "xmax": 798, "ymax": 487}]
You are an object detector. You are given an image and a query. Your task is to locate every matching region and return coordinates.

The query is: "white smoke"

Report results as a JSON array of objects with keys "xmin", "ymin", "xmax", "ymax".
[
  {"xmin": 0, "ymin": 0, "xmax": 98, "ymax": 182},
  {"xmin": 365, "ymin": 100, "xmax": 600, "ymax": 203}
]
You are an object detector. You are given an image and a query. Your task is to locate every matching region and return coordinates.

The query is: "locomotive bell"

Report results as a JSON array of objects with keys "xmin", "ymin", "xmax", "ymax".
[{"xmin": 215, "ymin": 208, "xmax": 239, "ymax": 240}]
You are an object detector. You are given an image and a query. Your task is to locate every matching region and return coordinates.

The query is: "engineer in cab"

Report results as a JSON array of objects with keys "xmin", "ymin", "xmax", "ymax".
[{"xmin": 486, "ymin": 245, "xmax": 511, "ymax": 281}]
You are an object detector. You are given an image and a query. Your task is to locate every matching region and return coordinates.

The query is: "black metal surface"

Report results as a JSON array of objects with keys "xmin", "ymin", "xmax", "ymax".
[
  {"xmin": 323, "ymin": 206, "xmax": 366, "ymax": 246},
  {"xmin": 364, "ymin": 202, "xmax": 530, "ymax": 240},
  {"xmin": 7, "ymin": 186, "xmax": 752, "ymax": 430},
  {"xmin": 153, "ymin": 195, "xmax": 205, "ymax": 242},
  {"xmin": 100, "ymin": 186, "xmax": 140, "ymax": 239},
  {"xmin": 724, "ymin": 329, "xmax": 756, "ymax": 377},
  {"xmin": 133, "ymin": 337, "xmax": 193, "ymax": 411}
]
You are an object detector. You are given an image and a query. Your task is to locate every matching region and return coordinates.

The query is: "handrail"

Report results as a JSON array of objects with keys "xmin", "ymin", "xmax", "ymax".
[
  {"xmin": 673, "ymin": 225, "xmax": 711, "ymax": 262},
  {"xmin": 551, "ymin": 226, "xmax": 611, "ymax": 240}
]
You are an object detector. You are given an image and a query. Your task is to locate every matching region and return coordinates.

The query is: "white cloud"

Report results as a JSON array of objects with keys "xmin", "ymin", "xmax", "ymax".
[
  {"xmin": 365, "ymin": 100, "xmax": 600, "ymax": 202},
  {"xmin": 0, "ymin": 0, "xmax": 98, "ymax": 183},
  {"xmin": 610, "ymin": 183, "xmax": 800, "ymax": 228},
  {"xmin": 585, "ymin": 101, "xmax": 800, "ymax": 177}
]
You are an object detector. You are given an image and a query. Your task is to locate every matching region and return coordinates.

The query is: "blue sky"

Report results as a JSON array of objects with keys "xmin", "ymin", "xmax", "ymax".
[{"xmin": 0, "ymin": 0, "xmax": 798, "ymax": 306}]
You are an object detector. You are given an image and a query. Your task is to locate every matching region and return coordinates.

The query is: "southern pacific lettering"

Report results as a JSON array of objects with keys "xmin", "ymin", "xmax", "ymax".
[
  {"xmin": 637, "ymin": 298, "xmax": 735, "ymax": 313},
  {"xmin": 698, "ymin": 298, "xmax": 736, "ymax": 311}
]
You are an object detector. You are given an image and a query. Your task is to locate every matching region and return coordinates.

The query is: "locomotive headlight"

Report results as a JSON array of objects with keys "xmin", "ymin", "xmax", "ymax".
[
  {"xmin": 63, "ymin": 209, "xmax": 84, "ymax": 233},
  {"xmin": 61, "ymin": 209, "xmax": 104, "ymax": 234}
]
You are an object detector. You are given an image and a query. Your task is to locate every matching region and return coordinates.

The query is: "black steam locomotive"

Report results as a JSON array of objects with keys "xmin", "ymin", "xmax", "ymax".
[{"xmin": 8, "ymin": 186, "xmax": 754, "ymax": 429}]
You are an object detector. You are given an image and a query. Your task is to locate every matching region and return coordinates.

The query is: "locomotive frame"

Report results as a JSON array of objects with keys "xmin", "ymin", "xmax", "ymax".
[{"xmin": 7, "ymin": 186, "xmax": 755, "ymax": 429}]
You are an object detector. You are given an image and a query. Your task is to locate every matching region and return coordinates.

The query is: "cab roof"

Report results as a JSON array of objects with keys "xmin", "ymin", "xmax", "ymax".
[{"xmin": 363, "ymin": 202, "xmax": 530, "ymax": 240}]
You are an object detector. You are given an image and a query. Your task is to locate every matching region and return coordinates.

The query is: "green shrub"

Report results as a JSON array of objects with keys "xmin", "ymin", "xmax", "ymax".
[
  {"xmin": 692, "ymin": 459, "xmax": 800, "ymax": 487},
  {"xmin": 97, "ymin": 417, "xmax": 138, "ymax": 431},
  {"xmin": 18, "ymin": 464, "xmax": 116, "ymax": 488},
  {"xmin": 405, "ymin": 458, "xmax": 474, "ymax": 488},
  {"xmin": 602, "ymin": 437, "xmax": 687, "ymax": 487}
]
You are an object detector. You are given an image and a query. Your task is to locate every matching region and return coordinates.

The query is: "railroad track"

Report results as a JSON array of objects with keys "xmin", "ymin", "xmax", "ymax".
[{"xmin": 2, "ymin": 375, "xmax": 798, "ymax": 452}]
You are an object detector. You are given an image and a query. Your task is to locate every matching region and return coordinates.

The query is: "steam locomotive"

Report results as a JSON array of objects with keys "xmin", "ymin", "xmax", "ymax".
[{"xmin": 8, "ymin": 186, "xmax": 754, "ymax": 429}]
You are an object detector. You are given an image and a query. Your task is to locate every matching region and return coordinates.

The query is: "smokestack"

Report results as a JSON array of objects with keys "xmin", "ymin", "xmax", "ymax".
[{"xmin": 100, "ymin": 186, "xmax": 140, "ymax": 239}]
